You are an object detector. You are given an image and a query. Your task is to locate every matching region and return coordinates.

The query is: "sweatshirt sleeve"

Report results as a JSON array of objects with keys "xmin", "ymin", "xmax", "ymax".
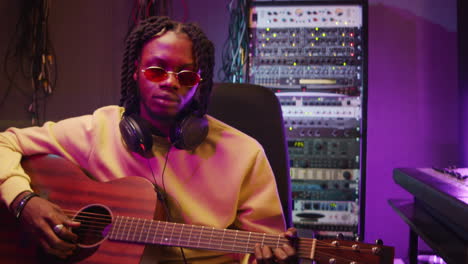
[
  {"xmin": 236, "ymin": 148, "xmax": 287, "ymax": 235},
  {"xmin": 0, "ymin": 112, "xmax": 97, "ymax": 208}
]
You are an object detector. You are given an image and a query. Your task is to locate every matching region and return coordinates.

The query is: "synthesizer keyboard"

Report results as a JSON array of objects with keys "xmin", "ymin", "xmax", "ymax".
[{"xmin": 393, "ymin": 167, "xmax": 468, "ymax": 237}]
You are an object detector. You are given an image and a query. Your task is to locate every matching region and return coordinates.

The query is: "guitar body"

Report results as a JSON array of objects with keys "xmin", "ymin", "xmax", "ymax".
[
  {"xmin": 0, "ymin": 154, "xmax": 158, "ymax": 264},
  {"xmin": 0, "ymin": 155, "xmax": 395, "ymax": 264}
]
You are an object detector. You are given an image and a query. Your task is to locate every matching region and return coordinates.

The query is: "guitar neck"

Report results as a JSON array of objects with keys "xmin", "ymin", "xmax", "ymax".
[
  {"xmin": 108, "ymin": 215, "xmax": 313, "ymax": 259},
  {"xmin": 107, "ymin": 215, "xmax": 394, "ymax": 263}
]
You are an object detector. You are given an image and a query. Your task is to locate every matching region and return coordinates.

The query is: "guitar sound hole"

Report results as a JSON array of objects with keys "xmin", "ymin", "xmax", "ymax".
[{"xmin": 72, "ymin": 204, "xmax": 112, "ymax": 248}]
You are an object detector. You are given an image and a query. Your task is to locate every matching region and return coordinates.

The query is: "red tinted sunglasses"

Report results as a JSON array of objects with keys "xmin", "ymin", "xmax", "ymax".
[{"xmin": 141, "ymin": 66, "xmax": 202, "ymax": 87}]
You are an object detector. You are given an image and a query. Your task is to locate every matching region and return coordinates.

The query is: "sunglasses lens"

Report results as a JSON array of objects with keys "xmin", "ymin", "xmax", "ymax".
[
  {"xmin": 178, "ymin": 71, "xmax": 200, "ymax": 86},
  {"xmin": 143, "ymin": 67, "xmax": 200, "ymax": 86},
  {"xmin": 143, "ymin": 67, "xmax": 167, "ymax": 82}
]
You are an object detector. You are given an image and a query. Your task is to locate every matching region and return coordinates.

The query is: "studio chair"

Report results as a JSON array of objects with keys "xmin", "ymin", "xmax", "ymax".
[{"xmin": 207, "ymin": 83, "xmax": 292, "ymax": 227}]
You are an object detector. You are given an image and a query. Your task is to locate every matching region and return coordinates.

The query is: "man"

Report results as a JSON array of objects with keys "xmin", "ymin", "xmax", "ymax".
[{"xmin": 0, "ymin": 16, "xmax": 296, "ymax": 263}]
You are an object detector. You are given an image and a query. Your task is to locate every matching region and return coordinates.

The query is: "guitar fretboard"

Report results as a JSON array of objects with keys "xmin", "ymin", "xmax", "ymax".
[{"xmin": 108, "ymin": 215, "xmax": 305, "ymax": 255}]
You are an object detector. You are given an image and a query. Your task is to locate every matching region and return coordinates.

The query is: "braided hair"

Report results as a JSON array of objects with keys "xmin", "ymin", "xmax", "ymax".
[{"xmin": 119, "ymin": 16, "xmax": 215, "ymax": 117}]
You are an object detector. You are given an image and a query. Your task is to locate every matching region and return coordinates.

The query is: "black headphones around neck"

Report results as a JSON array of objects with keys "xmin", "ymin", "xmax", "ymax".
[{"xmin": 119, "ymin": 113, "xmax": 208, "ymax": 155}]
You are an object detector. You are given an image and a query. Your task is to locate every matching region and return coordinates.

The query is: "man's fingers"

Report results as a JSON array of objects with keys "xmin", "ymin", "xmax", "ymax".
[
  {"xmin": 60, "ymin": 220, "xmax": 81, "ymax": 243},
  {"xmin": 273, "ymin": 246, "xmax": 288, "ymax": 260},
  {"xmin": 255, "ymin": 244, "xmax": 274, "ymax": 263},
  {"xmin": 261, "ymin": 245, "xmax": 273, "ymax": 259},
  {"xmin": 39, "ymin": 238, "xmax": 75, "ymax": 259},
  {"xmin": 273, "ymin": 243, "xmax": 297, "ymax": 264},
  {"xmin": 41, "ymin": 222, "xmax": 78, "ymax": 255},
  {"xmin": 284, "ymin": 227, "xmax": 297, "ymax": 238},
  {"xmin": 53, "ymin": 223, "xmax": 79, "ymax": 243},
  {"xmin": 281, "ymin": 243, "xmax": 296, "ymax": 256}
]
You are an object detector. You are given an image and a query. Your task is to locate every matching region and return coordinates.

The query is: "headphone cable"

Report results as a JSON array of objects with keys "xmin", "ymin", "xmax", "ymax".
[{"xmin": 146, "ymin": 146, "xmax": 188, "ymax": 264}]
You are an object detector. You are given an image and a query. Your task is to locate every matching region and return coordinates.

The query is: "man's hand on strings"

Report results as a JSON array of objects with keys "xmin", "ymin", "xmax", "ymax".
[{"xmin": 253, "ymin": 227, "xmax": 298, "ymax": 264}]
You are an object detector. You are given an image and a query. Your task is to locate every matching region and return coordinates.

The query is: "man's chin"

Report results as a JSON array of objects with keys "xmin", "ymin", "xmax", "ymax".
[
  {"xmin": 141, "ymin": 104, "xmax": 181, "ymax": 121},
  {"xmin": 148, "ymin": 110, "xmax": 178, "ymax": 121}
]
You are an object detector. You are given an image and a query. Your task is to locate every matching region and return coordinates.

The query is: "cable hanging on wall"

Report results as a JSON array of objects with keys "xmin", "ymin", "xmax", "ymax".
[
  {"xmin": 219, "ymin": 0, "xmax": 250, "ymax": 83},
  {"xmin": 3, "ymin": 0, "xmax": 56, "ymax": 125}
]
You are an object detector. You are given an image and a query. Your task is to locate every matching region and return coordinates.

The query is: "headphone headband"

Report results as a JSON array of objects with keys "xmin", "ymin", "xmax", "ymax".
[{"xmin": 120, "ymin": 113, "xmax": 208, "ymax": 155}]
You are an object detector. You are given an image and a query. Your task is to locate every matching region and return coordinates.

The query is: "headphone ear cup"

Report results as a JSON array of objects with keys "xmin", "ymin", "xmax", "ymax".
[
  {"xmin": 119, "ymin": 114, "xmax": 153, "ymax": 155},
  {"xmin": 170, "ymin": 114, "xmax": 208, "ymax": 150}
]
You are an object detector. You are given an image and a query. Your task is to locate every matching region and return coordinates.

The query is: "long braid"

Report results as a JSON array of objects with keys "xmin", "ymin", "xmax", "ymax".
[
  {"xmin": 182, "ymin": 23, "xmax": 215, "ymax": 116},
  {"xmin": 119, "ymin": 16, "xmax": 215, "ymax": 116}
]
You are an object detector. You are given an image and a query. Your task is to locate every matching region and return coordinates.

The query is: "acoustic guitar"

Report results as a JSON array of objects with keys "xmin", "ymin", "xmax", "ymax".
[{"xmin": 0, "ymin": 155, "xmax": 394, "ymax": 263}]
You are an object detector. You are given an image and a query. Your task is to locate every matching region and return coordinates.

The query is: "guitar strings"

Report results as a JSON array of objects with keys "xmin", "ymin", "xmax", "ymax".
[
  {"xmin": 63, "ymin": 207, "xmax": 362, "ymax": 252},
  {"xmin": 64, "ymin": 209, "xmax": 289, "ymax": 249},
  {"xmin": 63, "ymin": 206, "xmax": 370, "ymax": 253},
  {"xmin": 63, "ymin": 206, "xmax": 371, "ymax": 255},
  {"xmin": 61, "ymin": 208, "xmax": 379, "ymax": 262}
]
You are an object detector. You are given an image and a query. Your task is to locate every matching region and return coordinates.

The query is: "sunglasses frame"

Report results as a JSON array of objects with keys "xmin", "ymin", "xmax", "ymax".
[{"xmin": 141, "ymin": 66, "xmax": 202, "ymax": 87}]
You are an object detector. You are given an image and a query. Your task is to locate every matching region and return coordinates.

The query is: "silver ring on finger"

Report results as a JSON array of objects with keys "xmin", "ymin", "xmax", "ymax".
[{"xmin": 53, "ymin": 224, "xmax": 64, "ymax": 234}]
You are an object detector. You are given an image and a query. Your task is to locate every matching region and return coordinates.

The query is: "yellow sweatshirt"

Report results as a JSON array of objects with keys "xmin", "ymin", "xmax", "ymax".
[{"xmin": 0, "ymin": 105, "xmax": 286, "ymax": 263}]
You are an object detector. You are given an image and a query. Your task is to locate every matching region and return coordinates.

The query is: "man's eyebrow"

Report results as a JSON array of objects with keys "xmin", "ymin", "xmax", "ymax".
[
  {"xmin": 145, "ymin": 57, "xmax": 165, "ymax": 66},
  {"xmin": 146, "ymin": 57, "xmax": 195, "ymax": 69}
]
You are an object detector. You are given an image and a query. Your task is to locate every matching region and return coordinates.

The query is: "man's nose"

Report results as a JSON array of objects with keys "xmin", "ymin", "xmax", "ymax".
[{"xmin": 162, "ymin": 71, "xmax": 180, "ymax": 88}]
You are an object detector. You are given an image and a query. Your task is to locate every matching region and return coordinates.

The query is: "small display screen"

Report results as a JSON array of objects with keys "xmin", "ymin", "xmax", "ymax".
[{"xmin": 288, "ymin": 140, "xmax": 305, "ymax": 148}]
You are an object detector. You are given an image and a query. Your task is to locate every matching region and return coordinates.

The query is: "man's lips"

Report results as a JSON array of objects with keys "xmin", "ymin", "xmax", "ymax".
[
  {"xmin": 151, "ymin": 94, "xmax": 180, "ymax": 108},
  {"xmin": 153, "ymin": 94, "xmax": 179, "ymax": 102}
]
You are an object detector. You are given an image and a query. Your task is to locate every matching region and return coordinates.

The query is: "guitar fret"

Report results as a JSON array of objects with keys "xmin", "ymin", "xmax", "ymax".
[
  {"xmin": 120, "ymin": 217, "xmax": 128, "ymax": 240},
  {"xmin": 131, "ymin": 217, "xmax": 137, "ymax": 242},
  {"xmin": 197, "ymin": 226, "xmax": 204, "ymax": 247},
  {"xmin": 129, "ymin": 217, "xmax": 134, "ymax": 241},
  {"xmin": 220, "ymin": 229, "xmax": 226, "ymax": 250},
  {"xmin": 276, "ymin": 234, "xmax": 281, "ymax": 249},
  {"xmin": 124, "ymin": 217, "xmax": 130, "ymax": 241},
  {"xmin": 136, "ymin": 218, "xmax": 141, "ymax": 242},
  {"xmin": 138, "ymin": 218, "xmax": 146, "ymax": 242},
  {"xmin": 232, "ymin": 230, "xmax": 238, "ymax": 251},
  {"xmin": 112, "ymin": 216, "xmax": 120, "ymax": 240},
  {"xmin": 109, "ymin": 216, "xmax": 120, "ymax": 240},
  {"xmin": 130, "ymin": 217, "xmax": 135, "ymax": 242},
  {"xmin": 125, "ymin": 217, "xmax": 131, "ymax": 241},
  {"xmin": 145, "ymin": 220, "xmax": 152, "ymax": 243},
  {"xmin": 245, "ymin": 232, "xmax": 252, "ymax": 253},
  {"xmin": 187, "ymin": 225, "xmax": 193, "ymax": 247},
  {"xmin": 138, "ymin": 218, "xmax": 144, "ymax": 242},
  {"xmin": 310, "ymin": 238, "xmax": 317, "ymax": 259},
  {"xmin": 208, "ymin": 227, "xmax": 214, "ymax": 249},
  {"xmin": 122, "ymin": 217, "xmax": 129, "ymax": 241},
  {"xmin": 177, "ymin": 223, "xmax": 184, "ymax": 246},
  {"xmin": 121, "ymin": 216, "xmax": 128, "ymax": 240},
  {"xmin": 161, "ymin": 222, "xmax": 168, "ymax": 244},
  {"xmin": 152, "ymin": 221, "xmax": 160, "ymax": 245},
  {"xmin": 122, "ymin": 216, "xmax": 128, "ymax": 241},
  {"xmin": 168, "ymin": 222, "xmax": 176, "ymax": 244},
  {"xmin": 261, "ymin": 233, "xmax": 266, "ymax": 247}
]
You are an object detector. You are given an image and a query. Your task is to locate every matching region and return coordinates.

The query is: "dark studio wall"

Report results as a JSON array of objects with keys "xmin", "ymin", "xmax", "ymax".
[
  {"xmin": 0, "ymin": 0, "xmax": 230, "ymax": 128},
  {"xmin": 0, "ymin": 0, "xmax": 463, "ymax": 261},
  {"xmin": 0, "ymin": 1, "xmax": 130, "ymax": 128},
  {"xmin": 459, "ymin": 0, "xmax": 468, "ymax": 166},
  {"xmin": 366, "ymin": 0, "xmax": 458, "ymax": 260}
]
